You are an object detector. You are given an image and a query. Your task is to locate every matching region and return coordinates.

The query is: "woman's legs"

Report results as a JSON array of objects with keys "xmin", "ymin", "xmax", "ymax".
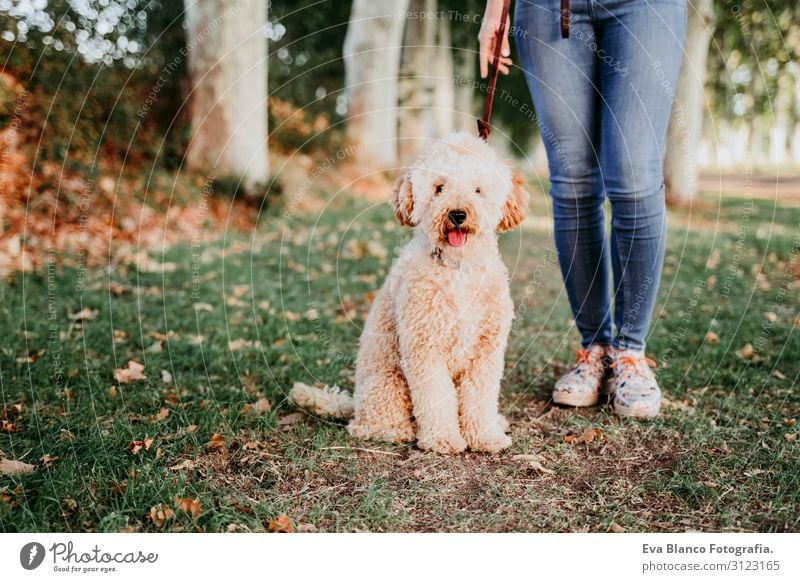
[
  {"xmin": 515, "ymin": 0, "xmax": 612, "ymax": 348},
  {"xmin": 595, "ymin": 0, "xmax": 687, "ymax": 351}
]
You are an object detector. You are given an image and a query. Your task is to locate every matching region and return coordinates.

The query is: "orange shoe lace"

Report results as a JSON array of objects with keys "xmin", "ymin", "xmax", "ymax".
[
  {"xmin": 574, "ymin": 348, "xmax": 605, "ymax": 373},
  {"xmin": 610, "ymin": 355, "xmax": 656, "ymax": 376}
]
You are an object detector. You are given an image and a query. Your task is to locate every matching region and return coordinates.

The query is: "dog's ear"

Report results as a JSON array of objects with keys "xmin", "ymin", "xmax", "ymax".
[
  {"xmin": 390, "ymin": 170, "xmax": 415, "ymax": 227},
  {"xmin": 498, "ymin": 169, "xmax": 529, "ymax": 231}
]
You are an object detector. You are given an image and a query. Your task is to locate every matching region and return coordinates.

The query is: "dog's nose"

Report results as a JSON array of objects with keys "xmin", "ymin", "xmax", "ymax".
[{"xmin": 448, "ymin": 210, "xmax": 467, "ymax": 226}]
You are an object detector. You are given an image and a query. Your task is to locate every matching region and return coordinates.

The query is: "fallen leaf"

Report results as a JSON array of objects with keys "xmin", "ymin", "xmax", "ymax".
[
  {"xmin": 565, "ymin": 428, "xmax": 603, "ymax": 445},
  {"xmin": 69, "ymin": 308, "xmax": 98, "ymax": 321},
  {"xmin": 40, "ymin": 454, "xmax": 58, "ymax": 467},
  {"xmin": 268, "ymin": 514, "xmax": 295, "ymax": 533},
  {"xmin": 114, "ymin": 360, "xmax": 145, "ymax": 384},
  {"xmin": 161, "ymin": 370, "xmax": 173, "ymax": 384},
  {"xmin": 193, "ymin": 303, "xmax": 214, "ymax": 313},
  {"xmin": 169, "ymin": 459, "xmax": 196, "ymax": 471},
  {"xmin": 610, "ymin": 522, "xmax": 626, "ymax": 533},
  {"xmin": 705, "ymin": 331, "xmax": 718, "ymax": 345},
  {"xmin": 232, "ymin": 285, "xmax": 250, "ymax": 297},
  {"xmin": 174, "ymin": 497, "xmax": 202, "ymax": 518},
  {"xmin": 155, "ymin": 408, "xmax": 170, "ymax": 421},
  {"xmin": 0, "ymin": 458, "xmax": 35, "ymax": 475},
  {"xmin": 785, "ymin": 433, "xmax": 798, "ymax": 442},
  {"xmin": 512, "ymin": 454, "xmax": 554, "ymax": 474},
  {"xmin": 229, "ymin": 338, "xmax": 261, "ymax": 351},
  {"xmin": 149, "ymin": 504, "xmax": 174, "ymax": 527},
  {"xmin": 763, "ymin": 311, "xmax": 778, "ymax": 323},
  {"xmin": 186, "ymin": 424, "xmax": 198, "ymax": 433},
  {"xmin": 0, "ymin": 420, "xmax": 18, "ymax": 433},
  {"xmin": 736, "ymin": 343, "xmax": 754, "ymax": 360},
  {"xmin": 128, "ymin": 437, "xmax": 154, "ymax": 455},
  {"xmin": 207, "ymin": 433, "xmax": 226, "ymax": 451},
  {"xmin": 771, "ymin": 370, "xmax": 787, "ymax": 380}
]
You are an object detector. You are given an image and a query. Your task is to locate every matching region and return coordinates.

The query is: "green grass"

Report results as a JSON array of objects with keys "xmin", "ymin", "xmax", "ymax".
[{"xmin": 1, "ymin": 186, "xmax": 798, "ymax": 532}]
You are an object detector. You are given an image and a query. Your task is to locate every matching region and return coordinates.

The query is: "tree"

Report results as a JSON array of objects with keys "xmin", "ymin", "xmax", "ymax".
[
  {"xmin": 343, "ymin": 0, "xmax": 410, "ymax": 167},
  {"xmin": 663, "ymin": 0, "xmax": 714, "ymax": 206},
  {"xmin": 184, "ymin": 0, "xmax": 268, "ymax": 189}
]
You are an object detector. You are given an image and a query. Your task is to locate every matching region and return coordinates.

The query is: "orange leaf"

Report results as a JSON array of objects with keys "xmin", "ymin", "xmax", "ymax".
[
  {"xmin": 149, "ymin": 504, "xmax": 174, "ymax": 527},
  {"xmin": 268, "ymin": 514, "xmax": 295, "ymax": 533},
  {"xmin": 174, "ymin": 497, "xmax": 202, "ymax": 518},
  {"xmin": 128, "ymin": 437, "xmax": 154, "ymax": 455},
  {"xmin": 207, "ymin": 433, "xmax": 226, "ymax": 451},
  {"xmin": 0, "ymin": 420, "xmax": 18, "ymax": 433}
]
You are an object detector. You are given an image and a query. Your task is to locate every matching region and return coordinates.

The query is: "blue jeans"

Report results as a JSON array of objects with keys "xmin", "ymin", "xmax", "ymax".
[{"xmin": 515, "ymin": 0, "xmax": 686, "ymax": 351}]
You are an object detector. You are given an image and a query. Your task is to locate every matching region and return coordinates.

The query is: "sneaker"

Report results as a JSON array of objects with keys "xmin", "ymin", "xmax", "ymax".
[
  {"xmin": 609, "ymin": 349, "xmax": 660, "ymax": 418},
  {"xmin": 553, "ymin": 344, "xmax": 610, "ymax": 407}
]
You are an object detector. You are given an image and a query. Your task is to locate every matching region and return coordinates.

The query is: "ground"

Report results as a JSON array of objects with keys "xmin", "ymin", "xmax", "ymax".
[{"xmin": 1, "ymin": 179, "xmax": 798, "ymax": 532}]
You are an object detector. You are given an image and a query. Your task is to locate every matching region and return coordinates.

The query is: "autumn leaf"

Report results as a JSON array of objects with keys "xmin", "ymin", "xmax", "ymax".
[
  {"xmin": 40, "ymin": 454, "xmax": 58, "ymax": 467},
  {"xmin": 169, "ymin": 459, "xmax": 196, "ymax": 471},
  {"xmin": 68, "ymin": 308, "xmax": 98, "ymax": 321},
  {"xmin": 268, "ymin": 514, "xmax": 295, "ymax": 533},
  {"xmin": 149, "ymin": 504, "xmax": 175, "ymax": 527},
  {"xmin": 161, "ymin": 370, "xmax": 173, "ymax": 384},
  {"xmin": 0, "ymin": 458, "xmax": 35, "ymax": 475},
  {"xmin": 512, "ymin": 454, "xmax": 554, "ymax": 474},
  {"xmin": 0, "ymin": 420, "xmax": 18, "ymax": 433},
  {"xmin": 705, "ymin": 331, "xmax": 718, "ymax": 345},
  {"xmin": 128, "ymin": 437, "xmax": 154, "ymax": 455},
  {"xmin": 565, "ymin": 428, "xmax": 603, "ymax": 445},
  {"xmin": 174, "ymin": 497, "xmax": 202, "ymax": 518},
  {"xmin": 207, "ymin": 433, "xmax": 226, "ymax": 451},
  {"xmin": 736, "ymin": 343, "xmax": 755, "ymax": 360},
  {"xmin": 114, "ymin": 360, "xmax": 145, "ymax": 384}
]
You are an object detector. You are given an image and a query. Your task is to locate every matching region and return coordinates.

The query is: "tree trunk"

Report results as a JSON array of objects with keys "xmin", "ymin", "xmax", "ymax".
[
  {"xmin": 663, "ymin": 0, "xmax": 714, "ymax": 206},
  {"xmin": 343, "ymin": 0, "xmax": 410, "ymax": 167},
  {"xmin": 398, "ymin": 0, "xmax": 437, "ymax": 161},
  {"xmin": 452, "ymin": 46, "xmax": 476, "ymax": 132},
  {"xmin": 184, "ymin": 0, "xmax": 268, "ymax": 190},
  {"xmin": 432, "ymin": 17, "xmax": 455, "ymax": 138}
]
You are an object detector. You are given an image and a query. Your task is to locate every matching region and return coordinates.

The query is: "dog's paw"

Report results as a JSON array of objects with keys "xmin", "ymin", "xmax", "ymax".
[
  {"xmin": 417, "ymin": 431, "xmax": 467, "ymax": 455},
  {"xmin": 468, "ymin": 430, "xmax": 512, "ymax": 454},
  {"xmin": 496, "ymin": 414, "xmax": 511, "ymax": 434},
  {"xmin": 348, "ymin": 420, "xmax": 415, "ymax": 444}
]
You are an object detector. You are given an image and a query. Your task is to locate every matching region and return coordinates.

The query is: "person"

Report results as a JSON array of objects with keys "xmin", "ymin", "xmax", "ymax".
[{"xmin": 479, "ymin": 0, "xmax": 687, "ymax": 418}]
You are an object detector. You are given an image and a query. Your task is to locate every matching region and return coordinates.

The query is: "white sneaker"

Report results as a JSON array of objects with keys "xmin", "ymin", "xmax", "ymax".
[
  {"xmin": 609, "ymin": 349, "xmax": 660, "ymax": 418},
  {"xmin": 553, "ymin": 344, "xmax": 610, "ymax": 407}
]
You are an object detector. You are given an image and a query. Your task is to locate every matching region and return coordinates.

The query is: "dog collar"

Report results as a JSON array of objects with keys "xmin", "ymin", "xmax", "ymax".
[{"xmin": 431, "ymin": 247, "xmax": 461, "ymax": 270}]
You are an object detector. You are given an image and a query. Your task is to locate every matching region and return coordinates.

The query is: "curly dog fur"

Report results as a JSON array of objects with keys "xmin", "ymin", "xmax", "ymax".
[{"xmin": 347, "ymin": 132, "xmax": 528, "ymax": 454}]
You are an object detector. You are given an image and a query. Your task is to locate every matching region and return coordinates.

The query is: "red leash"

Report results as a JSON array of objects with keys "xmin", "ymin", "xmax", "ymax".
[
  {"xmin": 477, "ymin": 0, "xmax": 510, "ymax": 141},
  {"xmin": 477, "ymin": 0, "xmax": 569, "ymax": 141}
]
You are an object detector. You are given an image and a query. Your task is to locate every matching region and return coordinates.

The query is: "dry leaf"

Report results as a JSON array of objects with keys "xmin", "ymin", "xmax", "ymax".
[
  {"xmin": 207, "ymin": 433, "xmax": 226, "ymax": 451},
  {"xmin": 565, "ymin": 428, "xmax": 603, "ymax": 445},
  {"xmin": 736, "ymin": 343, "xmax": 754, "ymax": 360},
  {"xmin": 155, "ymin": 408, "xmax": 170, "ymax": 421},
  {"xmin": 174, "ymin": 497, "xmax": 202, "ymax": 518},
  {"xmin": 149, "ymin": 504, "xmax": 174, "ymax": 527},
  {"xmin": 0, "ymin": 420, "xmax": 18, "ymax": 433},
  {"xmin": 705, "ymin": 331, "xmax": 718, "ymax": 345},
  {"xmin": 268, "ymin": 514, "xmax": 295, "ymax": 533},
  {"xmin": 229, "ymin": 338, "xmax": 261, "ymax": 351},
  {"xmin": 169, "ymin": 459, "xmax": 196, "ymax": 471},
  {"xmin": 610, "ymin": 522, "xmax": 626, "ymax": 533},
  {"xmin": 69, "ymin": 308, "xmax": 98, "ymax": 321},
  {"xmin": 128, "ymin": 437, "xmax": 154, "ymax": 455},
  {"xmin": 161, "ymin": 370, "xmax": 173, "ymax": 384},
  {"xmin": 0, "ymin": 458, "xmax": 35, "ymax": 475},
  {"xmin": 278, "ymin": 412, "xmax": 304, "ymax": 427},
  {"xmin": 512, "ymin": 454, "xmax": 554, "ymax": 474},
  {"xmin": 763, "ymin": 311, "xmax": 778, "ymax": 323},
  {"xmin": 193, "ymin": 303, "xmax": 214, "ymax": 312},
  {"xmin": 40, "ymin": 454, "xmax": 58, "ymax": 467},
  {"xmin": 186, "ymin": 424, "xmax": 198, "ymax": 433},
  {"xmin": 114, "ymin": 360, "xmax": 145, "ymax": 384}
]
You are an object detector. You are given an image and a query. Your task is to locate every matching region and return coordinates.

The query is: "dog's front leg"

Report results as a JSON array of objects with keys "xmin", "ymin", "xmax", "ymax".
[
  {"xmin": 401, "ymin": 356, "xmax": 467, "ymax": 455},
  {"xmin": 459, "ymin": 345, "xmax": 512, "ymax": 453}
]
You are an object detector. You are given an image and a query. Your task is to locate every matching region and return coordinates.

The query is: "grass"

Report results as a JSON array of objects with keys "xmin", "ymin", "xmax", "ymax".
[{"xmin": 1, "ymin": 182, "xmax": 798, "ymax": 532}]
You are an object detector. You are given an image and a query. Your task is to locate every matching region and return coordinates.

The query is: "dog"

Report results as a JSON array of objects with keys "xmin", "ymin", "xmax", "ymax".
[{"xmin": 343, "ymin": 132, "xmax": 529, "ymax": 454}]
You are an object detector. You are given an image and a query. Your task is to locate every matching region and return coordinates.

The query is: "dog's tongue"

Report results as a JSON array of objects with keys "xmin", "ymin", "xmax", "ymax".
[{"xmin": 447, "ymin": 230, "xmax": 467, "ymax": 247}]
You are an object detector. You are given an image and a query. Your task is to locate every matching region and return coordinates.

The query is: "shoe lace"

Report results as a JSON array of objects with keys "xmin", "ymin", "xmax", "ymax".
[
  {"xmin": 610, "ymin": 355, "xmax": 656, "ymax": 378},
  {"xmin": 574, "ymin": 348, "xmax": 605, "ymax": 374}
]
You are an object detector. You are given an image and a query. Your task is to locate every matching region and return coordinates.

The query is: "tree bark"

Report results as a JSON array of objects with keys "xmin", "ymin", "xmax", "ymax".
[
  {"xmin": 663, "ymin": 0, "xmax": 714, "ymax": 206},
  {"xmin": 398, "ymin": 0, "xmax": 437, "ymax": 161},
  {"xmin": 184, "ymin": 0, "xmax": 268, "ymax": 190},
  {"xmin": 343, "ymin": 0, "xmax": 410, "ymax": 167}
]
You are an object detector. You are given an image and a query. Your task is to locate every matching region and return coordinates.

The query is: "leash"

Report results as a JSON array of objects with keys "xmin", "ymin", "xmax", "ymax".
[
  {"xmin": 477, "ymin": 0, "xmax": 569, "ymax": 141},
  {"xmin": 477, "ymin": 0, "xmax": 510, "ymax": 141}
]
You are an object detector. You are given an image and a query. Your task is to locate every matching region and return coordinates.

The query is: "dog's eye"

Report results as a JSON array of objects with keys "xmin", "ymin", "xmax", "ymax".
[
  {"xmin": 475, "ymin": 187, "xmax": 482, "ymax": 196},
  {"xmin": 434, "ymin": 183, "xmax": 444, "ymax": 195}
]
